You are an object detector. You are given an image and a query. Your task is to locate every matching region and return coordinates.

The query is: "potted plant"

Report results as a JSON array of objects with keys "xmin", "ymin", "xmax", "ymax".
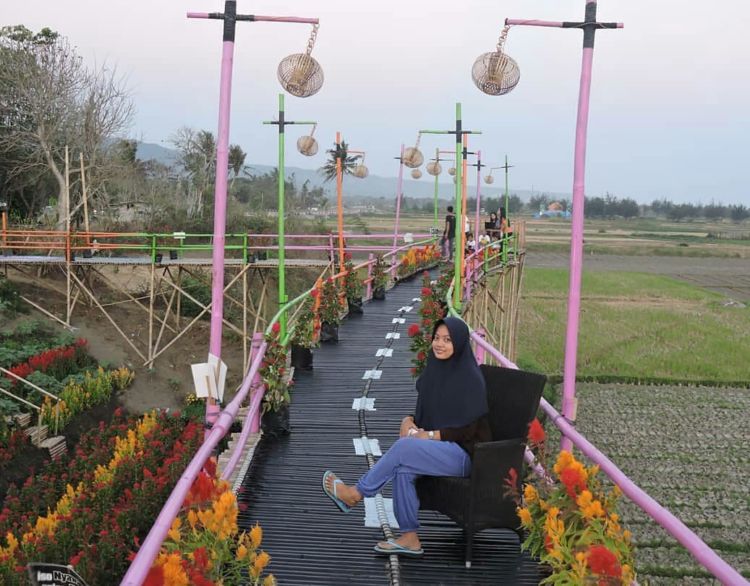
[
  {"xmin": 342, "ymin": 253, "xmax": 364, "ymax": 315},
  {"xmin": 371, "ymin": 255, "xmax": 388, "ymax": 300},
  {"xmin": 260, "ymin": 323, "xmax": 292, "ymax": 436},
  {"xmin": 289, "ymin": 290, "xmax": 319, "ymax": 371},
  {"xmin": 318, "ymin": 278, "xmax": 343, "ymax": 343},
  {"xmin": 514, "ymin": 421, "xmax": 637, "ymax": 585}
]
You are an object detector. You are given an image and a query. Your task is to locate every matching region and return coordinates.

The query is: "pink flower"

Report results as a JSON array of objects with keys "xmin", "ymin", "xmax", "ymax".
[{"xmin": 271, "ymin": 322, "xmax": 281, "ymax": 334}]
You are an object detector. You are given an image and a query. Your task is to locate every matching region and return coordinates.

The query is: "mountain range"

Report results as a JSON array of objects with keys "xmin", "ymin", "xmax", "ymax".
[{"xmin": 135, "ymin": 141, "xmax": 566, "ymax": 202}]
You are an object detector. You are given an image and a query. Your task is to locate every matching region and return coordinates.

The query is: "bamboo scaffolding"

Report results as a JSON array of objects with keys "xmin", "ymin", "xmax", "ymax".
[{"xmin": 69, "ymin": 270, "xmax": 147, "ymax": 361}]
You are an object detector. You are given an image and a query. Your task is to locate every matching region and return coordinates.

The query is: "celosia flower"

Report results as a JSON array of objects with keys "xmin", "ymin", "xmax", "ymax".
[
  {"xmin": 421, "ymin": 287, "xmax": 432, "ymax": 296},
  {"xmin": 407, "ymin": 324, "xmax": 420, "ymax": 337},
  {"xmin": 528, "ymin": 418, "xmax": 545, "ymax": 445},
  {"xmin": 560, "ymin": 466, "xmax": 587, "ymax": 499},
  {"xmin": 271, "ymin": 322, "xmax": 281, "ymax": 334},
  {"xmin": 250, "ymin": 523, "xmax": 263, "ymax": 549},
  {"xmin": 523, "ymin": 483, "xmax": 538, "ymax": 504},
  {"xmin": 587, "ymin": 544, "xmax": 622, "ymax": 577},
  {"xmin": 518, "ymin": 507, "xmax": 532, "ymax": 526}
]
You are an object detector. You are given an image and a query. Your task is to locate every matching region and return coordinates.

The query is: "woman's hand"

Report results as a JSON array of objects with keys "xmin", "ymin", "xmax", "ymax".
[
  {"xmin": 400, "ymin": 416, "xmax": 417, "ymax": 438},
  {"xmin": 412, "ymin": 430, "xmax": 441, "ymax": 440}
]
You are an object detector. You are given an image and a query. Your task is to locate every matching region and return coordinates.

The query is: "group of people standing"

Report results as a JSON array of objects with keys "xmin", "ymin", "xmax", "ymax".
[{"xmin": 440, "ymin": 206, "xmax": 513, "ymax": 261}]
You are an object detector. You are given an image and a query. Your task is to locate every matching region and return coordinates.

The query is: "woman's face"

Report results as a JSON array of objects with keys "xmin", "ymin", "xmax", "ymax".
[
  {"xmin": 432, "ymin": 324, "xmax": 454, "ymax": 360},
  {"xmin": 490, "ymin": 213, "xmax": 497, "ymax": 221}
]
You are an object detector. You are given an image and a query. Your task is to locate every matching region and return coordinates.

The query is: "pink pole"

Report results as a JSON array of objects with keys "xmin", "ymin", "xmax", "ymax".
[
  {"xmin": 560, "ymin": 42, "xmax": 595, "ymax": 453},
  {"xmin": 366, "ymin": 253, "xmax": 374, "ymax": 299},
  {"xmin": 207, "ymin": 43, "xmax": 234, "ymax": 361},
  {"xmin": 392, "ymin": 144, "xmax": 405, "ymax": 263},
  {"xmin": 474, "ymin": 150, "xmax": 481, "ymax": 245}
]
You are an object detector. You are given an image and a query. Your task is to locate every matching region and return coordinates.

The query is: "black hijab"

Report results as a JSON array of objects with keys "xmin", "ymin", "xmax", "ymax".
[{"xmin": 414, "ymin": 317, "xmax": 488, "ymax": 430}]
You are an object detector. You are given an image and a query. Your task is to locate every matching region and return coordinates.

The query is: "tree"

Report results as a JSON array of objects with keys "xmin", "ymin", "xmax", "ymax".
[
  {"xmin": 319, "ymin": 141, "xmax": 361, "ymax": 182},
  {"xmin": 171, "ymin": 128, "xmax": 217, "ymax": 218},
  {"xmin": 228, "ymin": 144, "xmax": 246, "ymax": 188},
  {"xmin": 0, "ymin": 25, "xmax": 134, "ymax": 226}
]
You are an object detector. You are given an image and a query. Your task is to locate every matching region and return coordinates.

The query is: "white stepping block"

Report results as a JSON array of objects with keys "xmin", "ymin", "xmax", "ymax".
[
  {"xmin": 362, "ymin": 370, "xmax": 382, "ymax": 380},
  {"xmin": 352, "ymin": 397, "xmax": 376, "ymax": 411},
  {"xmin": 412, "ymin": 297, "xmax": 421, "ymax": 302},
  {"xmin": 364, "ymin": 497, "xmax": 399, "ymax": 528},
  {"xmin": 392, "ymin": 318, "xmax": 405, "ymax": 324},
  {"xmin": 353, "ymin": 437, "xmax": 382, "ymax": 456},
  {"xmin": 375, "ymin": 348, "xmax": 393, "ymax": 357},
  {"xmin": 385, "ymin": 332, "xmax": 401, "ymax": 340},
  {"xmin": 399, "ymin": 306, "xmax": 413, "ymax": 312}
]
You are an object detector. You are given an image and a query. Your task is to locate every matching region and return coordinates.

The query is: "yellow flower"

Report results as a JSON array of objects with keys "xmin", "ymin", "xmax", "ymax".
[
  {"xmin": 518, "ymin": 507, "xmax": 532, "ymax": 526},
  {"xmin": 553, "ymin": 450, "xmax": 574, "ymax": 475},
  {"xmin": 262, "ymin": 575, "xmax": 277, "ymax": 586},
  {"xmin": 250, "ymin": 523, "xmax": 263, "ymax": 549},
  {"xmin": 168, "ymin": 517, "xmax": 181, "ymax": 542},
  {"xmin": 162, "ymin": 552, "xmax": 189, "ymax": 586},
  {"xmin": 237, "ymin": 544, "xmax": 248, "ymax": 560},
  {"xmin": 187, "ymin": 509, "xmax": 198, "ymax": 530},
  {"xmin": 255, "ymin": 550, "xmax": 271, "ymax": 571},
  {"xmin": 523, "ymin": 484, "xmax": 537, "ymax": 504}
]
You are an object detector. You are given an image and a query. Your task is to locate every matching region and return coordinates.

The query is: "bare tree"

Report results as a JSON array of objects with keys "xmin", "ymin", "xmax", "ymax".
[
  {"xmin": 171, "ymin": 127, "xmax": 217, "ymax": 218},
  {"xmin": 0, "ymin": 25, "xmax": 133, "ymax": 226}
]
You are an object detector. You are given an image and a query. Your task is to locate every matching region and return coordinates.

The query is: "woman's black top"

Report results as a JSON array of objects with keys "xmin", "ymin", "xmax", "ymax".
[{"xmin": 439, "ymin": 414, "xmax": 492, "ymax": 458}]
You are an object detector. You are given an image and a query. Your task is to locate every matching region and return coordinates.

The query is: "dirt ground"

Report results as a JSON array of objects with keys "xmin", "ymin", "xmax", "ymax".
[
  {"xmin": 525, "ymin": 252, "xmax": 750, "ymax": 302},
  {"xmin": 7, "ymin": 270, "xmax": 247, "ymax": 414}
]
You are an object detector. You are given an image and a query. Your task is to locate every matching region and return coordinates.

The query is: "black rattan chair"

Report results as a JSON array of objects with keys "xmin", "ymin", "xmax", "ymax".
[{"xmin": 416, "ymin": 365, "xmax": 547, "ymax": 567}]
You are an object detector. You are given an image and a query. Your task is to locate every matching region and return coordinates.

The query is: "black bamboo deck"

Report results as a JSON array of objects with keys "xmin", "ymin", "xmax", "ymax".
[{"xmin": 237, "ymin": 275, "xmax": 542, "ymax": 585}]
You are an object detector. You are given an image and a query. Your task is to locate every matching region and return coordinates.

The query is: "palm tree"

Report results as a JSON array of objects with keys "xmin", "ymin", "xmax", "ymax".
[
  {"xmin": 228, "ymin": 144, "xmax": 246, "ymax": 188},
  {"xmin": 319, "ymin": 140, "xmax": 361, "ymax": 182}
]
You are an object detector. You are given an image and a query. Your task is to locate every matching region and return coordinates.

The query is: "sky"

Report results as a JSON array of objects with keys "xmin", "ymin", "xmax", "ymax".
[{"xmin": 5, "ymin": 0, "xmax": 750, "ymax": 205}]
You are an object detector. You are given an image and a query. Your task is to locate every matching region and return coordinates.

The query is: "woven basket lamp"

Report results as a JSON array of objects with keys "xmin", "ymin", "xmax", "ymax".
[
  {"xmin": 448, "ymin": 166, "xmax": 456, "ymax": 176},
  {"xmin": 278, "ymin": 24, "xmax": 324, "ymax": 98},
  {"xmin": 411, "ymin": 169, "xmax": 422, "ymax": 179},
  {"xmin": 484, "ymin": 174, "xmax": 495, "ymax": 185},
  {"xmin": 353, "ymin": 164, "xmax": 369, "ymax": 179},
  {"xmin": 472, "ymin": 26, "xmax": 520, "ymax": 96},
  {"xmin": 402, "ymin": 146, "xmax": 424, "ymax": 169},
  {"xmin": 426, "ymin": 161, "xmax": 442, "ymax": 176},
  {"xmin": 297, "ymin": 135, "xmax": 318, "ymax": 156}
]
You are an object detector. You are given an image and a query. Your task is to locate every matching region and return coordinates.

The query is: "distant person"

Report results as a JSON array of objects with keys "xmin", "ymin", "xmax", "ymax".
[
  {"xmin": 442, "ymin": 206, "xmax": 456, "ymax": 261},
  {"xmin": 487, "ymin": 211, "xmax": 501, "ymax": 240},
  {"xmin": 465, "ymin": 232, "xmax": 476, "ymax": 255}
]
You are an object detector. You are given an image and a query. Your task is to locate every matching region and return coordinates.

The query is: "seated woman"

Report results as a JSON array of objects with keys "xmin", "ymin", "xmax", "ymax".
[{"xmin": 322, "ymin": 317, "xmax": 491, "ymax": 557}]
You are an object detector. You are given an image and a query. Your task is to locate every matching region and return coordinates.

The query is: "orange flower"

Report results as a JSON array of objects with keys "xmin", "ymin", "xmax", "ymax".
[{"xmin": 528, "ymin": 418, "xmax": 545, "ymax": 445}]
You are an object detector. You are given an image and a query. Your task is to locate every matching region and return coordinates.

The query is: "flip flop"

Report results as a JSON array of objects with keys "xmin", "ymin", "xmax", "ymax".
[
  {"xmin": 374, "ymin": 539, "xmax": 424, "ymax": 557},
  {"xmin": 322, "ymin": 470, "xmax": 352, "ymax": 514}
]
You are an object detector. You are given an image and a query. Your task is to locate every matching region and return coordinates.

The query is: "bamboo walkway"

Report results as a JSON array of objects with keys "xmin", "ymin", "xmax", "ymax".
[{"xmin": 236, "ymin": 275, "xmax": 541, "ymax": 585}]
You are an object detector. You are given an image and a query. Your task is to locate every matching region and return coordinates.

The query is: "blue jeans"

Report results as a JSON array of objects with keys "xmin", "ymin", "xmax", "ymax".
[{"xmin": 356, "ymin": 438, "xmax": 470, "ymax": 533}]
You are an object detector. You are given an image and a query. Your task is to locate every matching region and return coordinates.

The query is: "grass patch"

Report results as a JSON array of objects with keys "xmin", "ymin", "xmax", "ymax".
[{"xmin": 518, "ymin": 268, "xmax": 750, "ymax": 382}]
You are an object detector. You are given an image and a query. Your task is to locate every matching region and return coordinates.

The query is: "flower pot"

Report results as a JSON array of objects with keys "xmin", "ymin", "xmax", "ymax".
[
  {"xmin": 291, "ymin": 344, "xmax": 313, "ymax": 371},
  {"xmin": 347, "ymin": 297, "xmax": 364, "ymax": 315},
  {"xmin": 320, "ymin": 322, "xmax": 339, "ymax": 343},
  {"xmin": 373, "ymin": 286, "xmax": 386, "ymax": 300},
  {"xmin": 262, "ymin": 404, "xmax": 291, "ymax": 437}
]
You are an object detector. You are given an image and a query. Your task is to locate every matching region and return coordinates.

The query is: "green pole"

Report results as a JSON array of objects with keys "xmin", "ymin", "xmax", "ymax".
[
  {"xmin": 503, "ymin": 154, "xmax": 509, "ymax": 263},
  {"xmin": 433, "ymin": 147, "xmax": 439, "ymax": 231},
  {"xmin": 453, "ymin": 103, "xmax": 462, "ymax": 311},
  {"xmin": 277, "ymin": 93, "xmax": 288, "ymax": 339}
]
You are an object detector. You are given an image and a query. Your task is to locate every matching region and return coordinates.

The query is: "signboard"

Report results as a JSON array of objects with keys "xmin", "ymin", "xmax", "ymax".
[{"xmin": 27, "ymin": 563, "xmax": 89, "ymax": 586}]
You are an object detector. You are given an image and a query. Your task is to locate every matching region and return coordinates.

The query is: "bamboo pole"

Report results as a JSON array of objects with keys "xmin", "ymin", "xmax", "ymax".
[
  {"xmin": 69, "ymin": 270, "xmax": 147, "ymax": 361},
  {"xmin": 79, "ymin": 153, "xmax": 90, "ymax": 245},
  {"xmin": 19, "ymin": 295, "xmax": 75, "ymax": 330},
  {"xmin": 150, "ymin": 282, "xmax": 178, "ymax": 367}
]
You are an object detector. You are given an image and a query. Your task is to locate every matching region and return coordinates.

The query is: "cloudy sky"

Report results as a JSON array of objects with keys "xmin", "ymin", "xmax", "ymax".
[{"xmin": 5, "ymin": 0, "xmax": 749, "ymax": 204}]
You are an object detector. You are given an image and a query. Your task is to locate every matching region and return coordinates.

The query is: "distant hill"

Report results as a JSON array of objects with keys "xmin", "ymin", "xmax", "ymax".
[{"xmin": 135, "ymin": 141, "xmax": 566, "ymax": 202}]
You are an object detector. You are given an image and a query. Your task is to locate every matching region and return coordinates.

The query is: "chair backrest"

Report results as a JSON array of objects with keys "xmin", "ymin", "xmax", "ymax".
[{"xmin": 479, "ymin": 365, "xmax": 547, "ymax": 441}]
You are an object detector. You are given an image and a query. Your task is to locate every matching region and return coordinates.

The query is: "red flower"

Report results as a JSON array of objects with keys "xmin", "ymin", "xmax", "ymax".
[
  {"xmin": 410, "ymin": 367, "xmax": 417, "ymax": 375},
  {"xmin": 143, "ymin": 565, "xmax": 164, "ymax": 586},
  {"xmin": 310, "ymin": 289, "xmax": 320, "ymax": 298},
  {"xmin": 528, "ymin": 418, "xmax": 545, "ymax": 445},
  {"xmin": 271, "ymin": 322, "xmax": 281, "ymax": 334},
  {"xmin": 588, "ymin": 545, "xmax": 622, "ymax": 577},
  {"xmin": 421, "ymin": 287, "xmax": 432, "ymax": 296},
  {"xmin": 416, "ymin": 351, "xmax": 426, "ymax": 361},
  {"xmin": 560, "ymin": 466, "xmax": 587, "ymax": 499},
  {"xmin": 193, "ymin": 546, "xmax": 210, "ymax": 570},
  {"xmin": 407, "ymin": 324, "xmax": 420, "ymax": 337},
  {"xmin": 69, "ymin": 551, "xmax": 84, "ymax": 566},
  {"xmin": 344, "ymin": 252, "xmax": 352, "ymax": 260}
]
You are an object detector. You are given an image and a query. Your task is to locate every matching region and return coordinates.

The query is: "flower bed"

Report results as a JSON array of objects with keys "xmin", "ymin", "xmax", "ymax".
[
  {"xmin": 407, "ymin": 271, "xmax": 451, "ymax": 376},
  {"xmin": 5, "ymin": 339, "xmax": 92, "ymax": 388},
  {"xmin": 39, "ymin": 366, "xmax": 135, "ymax": 429},
  {"xmin": 0, "ymin": 321, "xmax": 76, "ymax": 369},
  {"xmin": 148, "ymin": 459, "xmax": 276, "ymax": 585},
  {"xmin": 517, "ymin": 420, "xmax": 636, "ymax": 585},
  {"xmin": 396, "ymin": 244, "xmax": 441, "ymax": 278},
  {"xmin": 0, "ymin": 410, "xmax": 203, "ymax": 585}
]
